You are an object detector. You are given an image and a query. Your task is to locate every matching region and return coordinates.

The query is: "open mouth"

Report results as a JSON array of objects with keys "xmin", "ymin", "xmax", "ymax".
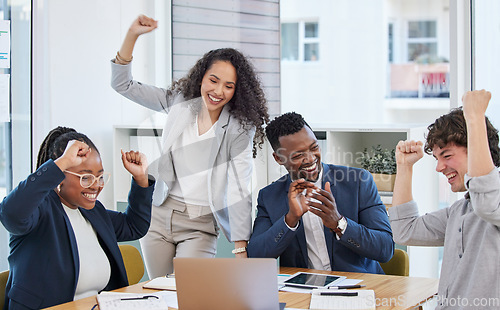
[
  {"xmin": 83, "ymin": 192, "xmax": 97, "ymax": 201},
  {"xmin": 301, "ymin": 161, "xmax": 318, "ymax": 173},
  {"xmin": 445, "ymin": 172, "xmax": 457, "ymax": 183},
  {"xmin": 208, "ymin": 94, "xmax": 222, "ymax": 103}
]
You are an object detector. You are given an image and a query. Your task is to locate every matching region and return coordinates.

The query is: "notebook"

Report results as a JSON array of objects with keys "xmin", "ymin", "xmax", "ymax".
[
  {"xmin": 143, "ymin": 276, "xmax": 177, "ymax": 290},
  {"xmin": 173, "ymin": 257, "xmax": 284, "ymax": 310},
  {"xmin": 309, "ymin": 289, "xmax": 376, "ymax": 310},
  {"xmin": 96, "ymin": 291, "xmax": 176, "ymax": 310}
]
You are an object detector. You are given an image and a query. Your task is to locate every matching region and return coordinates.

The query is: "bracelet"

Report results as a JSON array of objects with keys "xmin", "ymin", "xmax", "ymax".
[
  {"xmin": 116, "ymin": 51, "xmax": 133, "ymax": 64},
  {"xmin": 232, "ymin": 247, "xmax": 247, "ymax": 254}
]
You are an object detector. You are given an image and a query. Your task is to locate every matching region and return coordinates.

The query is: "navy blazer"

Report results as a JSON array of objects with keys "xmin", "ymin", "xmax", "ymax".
[
  {"xmin": 0, "ymin": 160, "xmax": 154, "ymax": 309},
  {"xmin": 247, "ymin": 163, "xmax": 394, "ymax": 274}
]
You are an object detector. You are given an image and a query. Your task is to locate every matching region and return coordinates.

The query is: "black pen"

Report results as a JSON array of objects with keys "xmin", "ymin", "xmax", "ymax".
[
  {"xmin": 320, "ymin": 291, "xmax": 358, "ymax": 296},
  {"xmin": 329, "ymin": 284, "xmax": 366, "ymax": 289},
  {"xmin": 284, "ymin": 283, "xmax": 318, "ymax": 289},
  {"xmin": 120, "ymin": 295, "xmax": 159, "ymax": 301}
]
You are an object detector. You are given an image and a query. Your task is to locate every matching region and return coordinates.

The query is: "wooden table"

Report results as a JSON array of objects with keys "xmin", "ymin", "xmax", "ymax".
[{"xmin": 45, "ymin": 267, "xmax": 438, "ymax": 310}]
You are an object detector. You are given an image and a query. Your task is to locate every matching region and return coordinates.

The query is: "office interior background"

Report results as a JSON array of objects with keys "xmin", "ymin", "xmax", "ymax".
[{"xmin": 0, "ymin": 0, "xmax": 499, "ymax": 281}]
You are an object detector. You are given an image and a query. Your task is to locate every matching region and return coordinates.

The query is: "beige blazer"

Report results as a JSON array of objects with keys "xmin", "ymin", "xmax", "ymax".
[{"xmin": 111, "ymin": 61, "xmax": 254, "ymax": 241}]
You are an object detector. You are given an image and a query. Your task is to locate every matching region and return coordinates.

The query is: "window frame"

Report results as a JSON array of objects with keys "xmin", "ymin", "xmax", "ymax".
[
  {"xmin": 281, "ymin": 20, "xmax": 319, "ymax": 63},
  {"xmin": 406, "ymin": 19, "xmax": 439, "ymax": 62}
]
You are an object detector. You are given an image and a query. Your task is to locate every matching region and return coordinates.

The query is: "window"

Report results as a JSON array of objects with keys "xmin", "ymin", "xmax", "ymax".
[
  {"xmin": 0, "ymin": 0, "xmax": 32, "ymax": 271},
  {"xmin": 281, "ymin": 21, "xmax": 319, "ymax": 62},
  {"xmin": 281, "ymin": 23, "xmax": 298, "ymax": 61},
  {"xmin": 388, "ymin": 23, "xmax": 394, "ymax": 63},
  {"xmin": 281, "ymin": 0, "xmax": 450, "ymax": 126},
  {"xmin": 389, "ymin": 17, "xmax": 449, "ymax": 99},
  {"xmin": 407, "ymin": 20, "xmax": 438, "ymax": 62}
]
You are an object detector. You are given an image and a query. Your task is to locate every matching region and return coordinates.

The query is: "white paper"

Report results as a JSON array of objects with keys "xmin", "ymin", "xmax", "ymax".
[
  {"xmin": 143, "ymin": 276, "xmax": 176, "ymax": 290},
  {"xmin": 310, "ymin": 289, "xmax": 375, "ymax": 310},
  {"xmin": 0, "ymin": 20, "xmax": 10, "ymax": 68},
  {"xmin": 334, "ymin": 279, "xmax": 363, "ymax": 286},
  {"xmin": 0, "ymin": 74, "xmax": 9, "ymax": 122},
  {"xmin": 96, "ymin": 291, "xmax": 178, "ymax": 310}
]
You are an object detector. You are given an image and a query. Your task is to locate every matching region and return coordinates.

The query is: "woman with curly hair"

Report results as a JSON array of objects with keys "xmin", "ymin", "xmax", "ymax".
[{"xmin": 111, "ymin": 15, "xmax": 269, "ymax": 277}]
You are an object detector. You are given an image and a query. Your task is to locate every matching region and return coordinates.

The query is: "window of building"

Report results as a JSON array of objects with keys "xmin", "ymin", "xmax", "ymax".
[
  {"xmin": 281, "ymin": 21, "xmax": 319, "ymax": 62},
  {"xmin": 281, "ymin": 22, "xmax": 299, "ymax": 61},
  {"xmin": 407, "ymin": 20, "xmax": 438, "ymax": 62},
  {"xmin": 388, "ymin": 23, "xmax": 394, "ymax": 63}
]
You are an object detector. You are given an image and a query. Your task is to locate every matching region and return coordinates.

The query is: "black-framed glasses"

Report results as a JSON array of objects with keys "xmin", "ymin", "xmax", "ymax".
[{"xmin": 64, "ymin": 170, "xmax": 111, "ymax": 188}]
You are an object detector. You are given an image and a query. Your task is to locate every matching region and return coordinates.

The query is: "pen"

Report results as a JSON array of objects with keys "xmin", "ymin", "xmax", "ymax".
[
  {"xmin": 284, "ymin": 283, "xmax": 317, "ymax": 289},
  {"xmin": 120, "ymin": 295, "xmax": 159, "ymax": 301},
  {"xmin": 320, "ymin": 291, "xmax": 358, "ymax": 296},
  {"xmin": 329, "ymin": 285, "xmax": 366, "ymax": 289}
]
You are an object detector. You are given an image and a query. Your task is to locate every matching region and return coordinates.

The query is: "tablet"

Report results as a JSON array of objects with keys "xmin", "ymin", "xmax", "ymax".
[{"xmin": 283, "ymin": 272, "xmax": 346, "ymax": 289}]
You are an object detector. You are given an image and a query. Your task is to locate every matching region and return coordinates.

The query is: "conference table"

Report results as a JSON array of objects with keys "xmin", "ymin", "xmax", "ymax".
[{"xmin": 45, "ymin": 267, "xmax": 438, "ymax": 310}]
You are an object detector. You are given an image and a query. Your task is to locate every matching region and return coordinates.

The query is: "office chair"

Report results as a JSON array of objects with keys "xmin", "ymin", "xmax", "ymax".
[
  {"xmin": 380, "ymin": 248, "xmax": 409, "ymax": 276},
  {"xmin": 118, "ymin": 244, "xmax": 145, "ymax": 285},
  {"xmin": 0, "ymin": 270, "xmax": 9, "ymax": 309}
]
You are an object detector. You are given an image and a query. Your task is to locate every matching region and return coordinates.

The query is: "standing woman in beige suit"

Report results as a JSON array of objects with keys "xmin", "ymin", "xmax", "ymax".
[{"xmin": 111, "ymin": 15, "xmax": 269, "ymax": 277}]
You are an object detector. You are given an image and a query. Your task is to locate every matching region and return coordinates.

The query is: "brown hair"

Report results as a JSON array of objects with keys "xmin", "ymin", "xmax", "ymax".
[{"xmin": 424, "ymin": 107, "xmax": 500, "ymax": 167}]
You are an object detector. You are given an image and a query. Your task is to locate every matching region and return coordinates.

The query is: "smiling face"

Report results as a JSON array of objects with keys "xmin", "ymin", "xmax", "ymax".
[
  {"xmin": 273, "ymin": 126, "xmax": 322, "ymax": 182},
  {"xmin": 433, "ymin": 143, "xmax": 468, "ymax": 192},
  {"xmin": 200, "ymin": 60, "xmax": 237, "ymax": 119},
  {"xmin": 58, "ymin": 150, "xmax": 105, "ymax": 210}
]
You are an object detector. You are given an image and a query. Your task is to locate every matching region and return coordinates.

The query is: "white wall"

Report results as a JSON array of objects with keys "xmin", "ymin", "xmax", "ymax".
[{"xmin": 33, "ymin": 0, "xmax": 171, "ymax": 209}]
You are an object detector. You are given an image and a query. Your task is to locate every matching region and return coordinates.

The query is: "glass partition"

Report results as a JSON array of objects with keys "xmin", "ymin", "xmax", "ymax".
[
  {"xmin": 0, "ymin": 0, "xmax": 32, "ymax": 271},
  {"xmin": 472, "ymin": 0, "xmax": 500, "ymax": 129}
]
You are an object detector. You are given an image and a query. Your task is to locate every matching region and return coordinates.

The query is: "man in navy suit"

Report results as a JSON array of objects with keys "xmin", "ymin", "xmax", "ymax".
[{"xmin": 247, "ymin": 112, "xmax": 394, "ymax": 274}]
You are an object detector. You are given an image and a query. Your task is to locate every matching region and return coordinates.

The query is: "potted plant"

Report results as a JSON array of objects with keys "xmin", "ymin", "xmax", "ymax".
[{"xmin": 360, "ymin": 145, "xmax": 397, "ymax": 192}]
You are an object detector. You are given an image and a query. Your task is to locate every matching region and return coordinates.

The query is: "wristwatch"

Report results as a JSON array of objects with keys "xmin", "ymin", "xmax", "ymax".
[
  {"xmin": 232, "ymin": 247, "xmax": 247, "ymax": 254},
  {"xmin": 331, "ymin": 216, "xmax": 347, "ymax": 236}
]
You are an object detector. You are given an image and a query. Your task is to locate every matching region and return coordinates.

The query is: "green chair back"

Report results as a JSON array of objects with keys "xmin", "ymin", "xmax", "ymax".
[{"xmin": 380, "ymin": 248, "xmax": 409, "ymax": 276}]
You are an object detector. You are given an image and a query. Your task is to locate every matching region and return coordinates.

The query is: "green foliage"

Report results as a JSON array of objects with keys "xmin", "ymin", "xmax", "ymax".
[{"xmin": 360, "ymin": 145, "xmax": 396, "ymax": 174}]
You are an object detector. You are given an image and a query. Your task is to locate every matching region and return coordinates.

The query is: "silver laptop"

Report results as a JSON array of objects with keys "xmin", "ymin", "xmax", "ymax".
[{"xmin": 174, "ymin": 257, "xmax": 282, "ymax": 310}]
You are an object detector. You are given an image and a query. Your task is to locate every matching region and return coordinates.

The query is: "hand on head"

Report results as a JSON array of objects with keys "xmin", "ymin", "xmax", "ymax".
[
  {"xmin": 54, "ymin": 140, "xmax": 91, "ymax": 171},
  {"xmin": 129, "ymin": 14, "xmax": 158, "ymax": 36},
  {"xmin": 462, "ymin": 89, "xmax": 491, "ymax": 122},
  {"xmin": 121, "ymin": 150, "xmax": 149, "ymax": 187},
  {"xmin": 395, "ymin": 140, "xmax": 424, "ymax": 167}
]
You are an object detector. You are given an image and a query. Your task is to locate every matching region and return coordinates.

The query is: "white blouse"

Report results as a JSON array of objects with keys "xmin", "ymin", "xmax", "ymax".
[
  {"xmin": 169, "ymin": 118, "xmax": 217, "ymax": 206},
  {"xmin": 62, "ymin": 204, "xmax": 111, "ymax": 300}
]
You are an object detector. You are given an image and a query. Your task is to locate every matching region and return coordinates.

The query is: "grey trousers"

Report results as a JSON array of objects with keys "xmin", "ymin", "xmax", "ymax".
[{"xmin": 139, "ymin": 197, "xmax": 218, "ymax": 278}]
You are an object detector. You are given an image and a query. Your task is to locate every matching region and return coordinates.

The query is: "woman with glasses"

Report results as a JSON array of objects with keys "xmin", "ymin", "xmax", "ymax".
[
  {"xmin": 0, "ymin": 126, "xmax": 155, "ymax": 309},
  {"xmin": 111, "ymin": 15, "xmax": 269, "ymax": 277}
]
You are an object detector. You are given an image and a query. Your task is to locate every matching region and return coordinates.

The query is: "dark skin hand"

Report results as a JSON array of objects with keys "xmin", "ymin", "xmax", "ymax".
[
  {"xmin": 305, "ymin": 182, "xmax": 343, "ymax": 231},
  {"xmin": 285, "ymin": 179, "xmax": 316, "ymax": 227}
]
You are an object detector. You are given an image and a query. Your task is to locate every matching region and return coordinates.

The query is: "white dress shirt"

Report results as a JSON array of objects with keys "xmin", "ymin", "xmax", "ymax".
[{"xmin": 285, "ymin": 170, "xmax": 332, "ymax": 271}]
